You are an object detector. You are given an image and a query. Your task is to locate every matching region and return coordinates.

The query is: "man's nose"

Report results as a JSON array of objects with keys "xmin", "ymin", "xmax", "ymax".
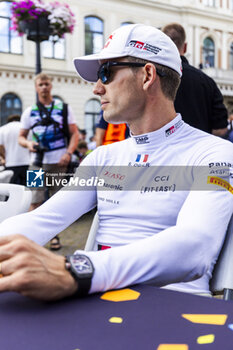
[{"xmin": 93, "ymin": 79, "xmax": 105, "ymax": 95}]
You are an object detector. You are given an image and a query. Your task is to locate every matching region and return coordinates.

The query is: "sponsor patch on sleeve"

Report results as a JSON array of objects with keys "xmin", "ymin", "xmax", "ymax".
[{"xmin": 207, "ymin": 176, "xmax": 233, "ymax": 194}]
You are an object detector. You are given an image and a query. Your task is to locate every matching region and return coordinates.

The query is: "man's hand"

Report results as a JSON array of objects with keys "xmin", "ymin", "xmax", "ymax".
[
  {"xmin": 27, "ymin": 140, "xmax": 39, "ymax": 152},
  {"xmin": 0, "ymin": 235, "xmax": 78, "ymax": 300}
]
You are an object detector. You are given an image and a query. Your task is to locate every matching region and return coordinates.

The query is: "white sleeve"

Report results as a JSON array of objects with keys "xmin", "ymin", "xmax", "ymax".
[
  {"xmin": 84, "ymin": 188, "xmax": 233, "ymax": 293},
  {"xmin": 0, "ymin": 152, "xmax": 97, "ymax": 245},
  {"xmin": 0, "ymin": 189, "xmax": 97, "ymax": 246},
  {"xmin": 67, "ymin": 105, "xmax": 76, "ymax": 124},
  {"xmin": 20, "ymin": 107, "xmax": 32, "ymax": 130}
]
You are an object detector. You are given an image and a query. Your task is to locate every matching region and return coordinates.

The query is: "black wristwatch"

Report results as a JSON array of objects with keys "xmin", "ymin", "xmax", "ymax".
[{"xmin": 65, "ymin": 254, "xmax": 94, "ymax": 297}]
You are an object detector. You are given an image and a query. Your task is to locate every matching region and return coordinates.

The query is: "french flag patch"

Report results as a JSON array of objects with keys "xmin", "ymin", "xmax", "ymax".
[{"xmin": 135, "ymin": 154, "xmax": 149, "ymax": 163}]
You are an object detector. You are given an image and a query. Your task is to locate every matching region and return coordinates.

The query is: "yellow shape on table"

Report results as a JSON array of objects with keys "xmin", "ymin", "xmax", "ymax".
[
  {"xmin": 109, "ymin": 317, "xmax": 123, "ymax": 324},
  {"xmin": 101, "ymin": 288, "xmax": 140, "ymax": 302},
  {"xmin": 157, "ymin": 345, "xmax": 188, "ymax": 350},
  {"xmin": 197, "ymin": 334, "xmax": 215, "ymax": 344},
  {"xmin": 182, "ymin": 314, "xmax": 227, "ymax": 325}
]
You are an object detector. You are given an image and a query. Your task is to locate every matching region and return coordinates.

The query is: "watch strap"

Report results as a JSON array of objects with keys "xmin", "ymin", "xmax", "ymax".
[{"xmin": 65, "ymin": 255, "xmax": 93, "ymax": 297}]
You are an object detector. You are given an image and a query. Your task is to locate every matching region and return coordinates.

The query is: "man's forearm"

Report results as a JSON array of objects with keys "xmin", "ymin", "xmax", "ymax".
[
  {"xmin": 18, "ymin": 135, "xmax": 30, "ymax": 148},
  {"xmin": 0, "ymin": 145, "xmax": 5, "ymax": 159},
  {"xmin": 95, "ymin": 128, "xmax": 106, "ymax": 147},
  {"xmin": 67, "ymin": 132, "xmax": 79, "ymax": 154},
  {"xmin": 19, "ymin": 134, "xmax": 38, "ymax": 153}
]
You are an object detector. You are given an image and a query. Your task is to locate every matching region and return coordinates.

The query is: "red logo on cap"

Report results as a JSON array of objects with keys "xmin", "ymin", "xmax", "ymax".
[
  {"xmin": 134, "ymin": 41, "xmax": 144, "ymax": 49},
  {"xmin": 128, "ymin": 40, "xmax": 162, "ymax": 55},
  {"xmin": 104, "ymin": 34, "xmax": 114, "ymax": 49},
  {"xmin": 128, "ymin": 40, "xmax": 144, "ymax": 49}
]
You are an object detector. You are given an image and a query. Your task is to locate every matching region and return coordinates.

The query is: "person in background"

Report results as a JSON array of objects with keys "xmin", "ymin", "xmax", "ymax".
[
  {"xmin": 0, "ymin": 114, "xmax": 30, "ymax": 185},
  {"xmin": 227, "ymin": 113, "xmax": 233, "ymax": 142},
  {"xmin": 88, "ymin": 135, "xmax": 97, "ymax": 151},
  {"xmin": 19, "ymin": 73, "xmax": 79, "ymax": 250},
  {"xmin": 163, "ymin": 23, "xmax": 228, "ymax": 137},
  {"xmin": 95, "ymin": 111, "xmax": 129, "ymax": 147},
  {"xmin": 78, "ymin": 129, "xmax": 87, "ymax": 141},
  {"xmin": 77, "ymin": 141, "xmax": 92, "ymax": 163}
]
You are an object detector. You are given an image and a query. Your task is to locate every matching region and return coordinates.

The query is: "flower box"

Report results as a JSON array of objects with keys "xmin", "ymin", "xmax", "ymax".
[
  {"xmin": 11, "ymin": 0, "xmax": 76, "ymax": 40},
  {"xmin": 18, "ymin": 16, "xmax": 52, "ymax": 42}
]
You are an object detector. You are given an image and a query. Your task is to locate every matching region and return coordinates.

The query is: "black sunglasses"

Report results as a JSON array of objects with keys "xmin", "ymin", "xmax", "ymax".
[{"xmin": 97, "ymin": 61, "xmax": 166, "ymax": 84}]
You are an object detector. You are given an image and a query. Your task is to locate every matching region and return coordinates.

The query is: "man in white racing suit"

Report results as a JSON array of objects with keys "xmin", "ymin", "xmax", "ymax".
[{"xmin": 0, "ymin": 24, "xmax": 232, "ymax": 300}]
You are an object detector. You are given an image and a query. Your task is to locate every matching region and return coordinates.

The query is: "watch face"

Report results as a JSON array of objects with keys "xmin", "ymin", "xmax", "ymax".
[{"xmin": 70, "ymin": 255, "xmax": 93, "ymax": 276}]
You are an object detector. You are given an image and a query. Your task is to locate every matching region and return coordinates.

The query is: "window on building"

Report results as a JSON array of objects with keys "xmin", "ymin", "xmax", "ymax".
[
  {"xmin": 0, "ymin": 1, "xmax": 22, "ymax": 54},
  {"xmin": 42, "ymin": 36, "xmax": 65, "ymax": 59},
  {"xmin": 85, "ymin": 16, "xmax": 104, "ymax": 55},
  {"xmin": 84, "ymin": 99, "xmax": 101, "ymax": 141},
  {"xmin": 203, "ymin": 37, "xmax": 215, "ymax": 67},
  {"xmin": 230, "ymin": 0, "xmax": 233, "ymax": 10},
  {"xmin": 203, "ymin": 0, "xmax": 216, "ymax": 6},
  {"xmin": 0, "ymin": 93, "xmax": 22, "ymax": 126},
  {"xmin": 230, "ymin": 42, "xmax": 233, "ymax": 70}
]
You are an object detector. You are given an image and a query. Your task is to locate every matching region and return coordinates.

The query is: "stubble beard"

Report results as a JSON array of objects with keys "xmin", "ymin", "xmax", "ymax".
[{"xmin": 103, "ymin": 108, "xmax": 126, "ymax": 125}]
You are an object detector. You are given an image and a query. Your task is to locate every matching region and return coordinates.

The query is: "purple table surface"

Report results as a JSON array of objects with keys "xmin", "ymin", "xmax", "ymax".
[{"xmin": 0, "ymin": 284, "xmax": 233, "ymax": 350}]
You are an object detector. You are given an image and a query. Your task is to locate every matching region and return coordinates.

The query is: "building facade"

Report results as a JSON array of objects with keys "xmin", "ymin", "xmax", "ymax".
[{"xmin": 1, "ymin": 0, "xmax": 233, "ymax": 140}]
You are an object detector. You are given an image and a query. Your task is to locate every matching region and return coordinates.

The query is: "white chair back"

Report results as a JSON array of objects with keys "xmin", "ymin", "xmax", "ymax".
[
  {"xmin": 210, "ymin": 214, "xmax": 233, "ymax": 300},
  {"xmin": 0, "ymin": 184, "xmax": 32, "ymax": 223},
  {"xmin": 0, "ymin": 170, "xmax": 14, "ymax": 184},
  {"xmin": 84, "ymin": 212, "xmax": 99, "ymax": 251}
]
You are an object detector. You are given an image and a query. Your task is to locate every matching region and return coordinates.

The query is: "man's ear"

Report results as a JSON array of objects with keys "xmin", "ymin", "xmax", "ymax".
[
  {"xmin": 183, "ymin": 42, "xmax": 187, "ymax": 54},
  {"xmin": 143, "ymin": 63, "xmax": 157, "ymax": 90}
]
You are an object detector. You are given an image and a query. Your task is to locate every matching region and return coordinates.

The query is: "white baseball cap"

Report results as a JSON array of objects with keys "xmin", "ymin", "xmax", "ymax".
[{"xmin": 73, "ymin": 23, "xmax": 182, "ymax": 82}]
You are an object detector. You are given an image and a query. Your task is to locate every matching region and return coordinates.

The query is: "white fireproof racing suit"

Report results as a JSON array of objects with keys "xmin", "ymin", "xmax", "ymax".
[{"xmin": 1, "ymin": 114, "xmax": 233, "ymax": 295}]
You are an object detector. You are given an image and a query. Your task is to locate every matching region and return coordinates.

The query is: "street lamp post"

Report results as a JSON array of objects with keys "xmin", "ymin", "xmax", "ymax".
[{"xmin": 35, "ymin": 39, "xmax": 41, "ymax": 74}]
